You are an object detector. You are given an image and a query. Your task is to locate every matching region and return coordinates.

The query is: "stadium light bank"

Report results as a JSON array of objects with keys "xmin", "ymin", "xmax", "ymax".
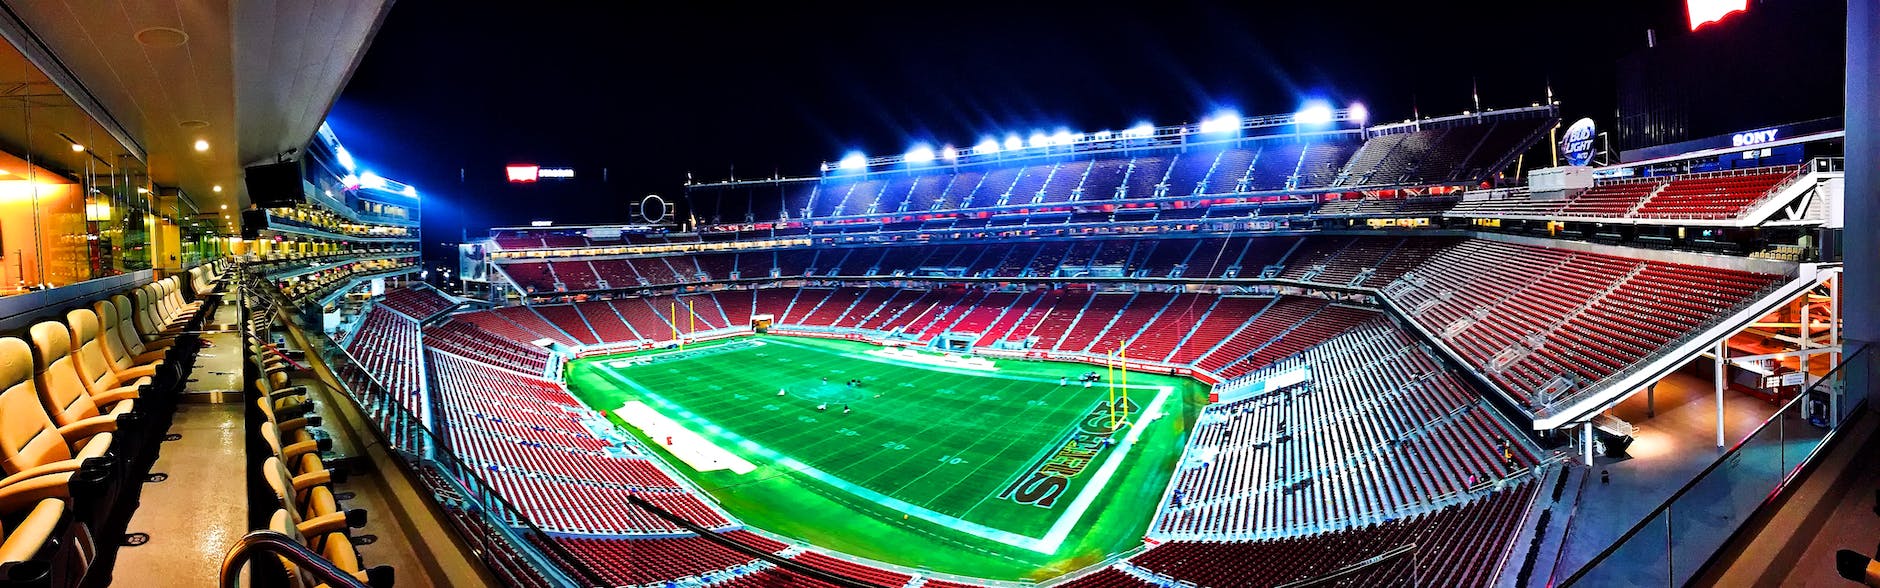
[{"xmin": 823, "ymin": 107, "xmax": 1367, "ymax": 174}]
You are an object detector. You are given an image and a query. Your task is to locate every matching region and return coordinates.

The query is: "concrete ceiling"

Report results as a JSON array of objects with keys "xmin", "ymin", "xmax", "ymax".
[{"xmin": 2, "ymin": 0, "xmax": 392, "ymax": 217}]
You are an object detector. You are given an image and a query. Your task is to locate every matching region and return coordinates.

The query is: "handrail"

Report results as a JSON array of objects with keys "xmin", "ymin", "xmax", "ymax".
[
  {"xmin": 220, "ymin": 530, "xmax": 369, "ymax": 588},
  {"xmin": 1274, "ymin": 543, "xmax": 1417, "ymax": 588},
  {"xmin": 1558, "ymin": 343, "xmax": 1871, "ymax": 586}
]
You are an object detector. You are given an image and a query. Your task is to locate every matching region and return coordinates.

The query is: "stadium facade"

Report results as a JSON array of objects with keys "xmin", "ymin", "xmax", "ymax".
[{"xmin": 0, "ymin": 1, "xmax": 1865, "ymax": 587}]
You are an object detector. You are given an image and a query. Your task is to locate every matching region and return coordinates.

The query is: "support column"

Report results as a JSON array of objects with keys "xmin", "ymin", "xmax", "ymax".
[
  {"xmin": 1847, "ymin": 0, "xmax": 1880, "ymax": 411},
  {"xmin": 1582, "ymin": 421, "xmax": 1594, "ymax": 466},
  {"xmin": 1646, "ymin": 382, "xmax": 1656, "ymax": 418},
  {"xmin": 1716, "ymin": 339, "xmax": 1727, "ymax": 448}
]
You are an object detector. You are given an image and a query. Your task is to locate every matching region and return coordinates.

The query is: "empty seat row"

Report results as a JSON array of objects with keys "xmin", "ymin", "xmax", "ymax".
[{"xmin": 0, "ymin": 259, "xmax": 226, "ymax": 585}]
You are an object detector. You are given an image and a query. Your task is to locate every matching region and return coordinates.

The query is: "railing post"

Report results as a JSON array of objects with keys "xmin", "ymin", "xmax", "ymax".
[{"xmin": 1716, "ymin": 339, "xmax": 1727, "ymax": 448}]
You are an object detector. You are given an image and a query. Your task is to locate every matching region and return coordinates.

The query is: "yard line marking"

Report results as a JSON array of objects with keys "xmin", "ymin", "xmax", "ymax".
[{"xmin": 585, "ymin": 343, "xmax": 1177, "ymax": 555}]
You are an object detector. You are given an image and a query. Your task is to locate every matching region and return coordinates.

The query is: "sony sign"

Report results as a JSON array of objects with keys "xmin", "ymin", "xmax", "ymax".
[
  {"xmin": 1732, "ymin": 129, "xmax": 1779, "ymax": 147},
  {"xmin": 1560, "ymin": 118, "xmax": 1597, "ymax": 167}
]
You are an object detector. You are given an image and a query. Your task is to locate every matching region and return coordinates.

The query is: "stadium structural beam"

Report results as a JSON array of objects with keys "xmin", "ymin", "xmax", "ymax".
[
  {"xmin": 1848, "ymin": 0, "xmax": 1880, "ymax": 410},
  {"xmin": 1716, "ymin": 339, "xmax": 1726, "ymax": 448},
  {"xmin": 1582, "ymin": 421, "xmax": 1594, "ymax": 466}
]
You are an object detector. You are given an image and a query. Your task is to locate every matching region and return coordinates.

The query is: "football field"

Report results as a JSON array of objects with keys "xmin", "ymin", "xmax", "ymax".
[{"xmin": 565, "ymin": 336, "xmax": 1205, "ymax": 581}]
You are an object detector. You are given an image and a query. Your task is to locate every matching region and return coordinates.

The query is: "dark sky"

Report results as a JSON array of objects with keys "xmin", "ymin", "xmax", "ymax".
[{"xmin": 330, "ymin": 1, "xmax": 1694, "ymax": 251}]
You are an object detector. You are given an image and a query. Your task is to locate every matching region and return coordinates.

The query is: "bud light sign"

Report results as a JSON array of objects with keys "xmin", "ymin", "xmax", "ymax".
[{"xmin": 1561, "ymin": 118, "xmax": 1596, "ymax": 167}]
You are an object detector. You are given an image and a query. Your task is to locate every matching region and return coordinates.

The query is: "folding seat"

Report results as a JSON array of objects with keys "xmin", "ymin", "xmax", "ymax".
[
  {"xmin": 0, "ymin": 337, "xmax": 120, "ymax": 531},
  {"xmin": 164, "ymin": 276, "xmax": 210, "ymax": 318},
  {"xmin": 130, "ymin": 286, "xmax": 186, "ymax": 341},
  {"xmin": 258, "ymin": 420, "xmax": 333, "ymax": 482},
  {"xmin": 154, "ymin": 279, "xmax": 200, "ymax": 327},
  {"xmin": 254, "ymin": 386, "xmax": 318, "ymax": 449},
  {"xmin": 70, "ymin": 308, "xmax": 174, "ymax": 400},
  {"xmin": 258, "ymin": 457, "xmax": 390, "ymax": 588},
  {"xmin": 256, "ymin": 412, "xmax": 339, "ymax": 521},
  {"xmin": 187, "ymin": 267, "xmax": 222, "ymax": 301},
  {"xmin": 97, "ymin": 297, "xmax": 185, "ymax": 379},
  {"xmin": 251, "ymin": 346, "xmax": 313, "ymax": 411},
  {"xmin": 61, "ymin": 312, "xmax": 159, "ymax": 415},
  {"xmin": 29, "ymin": 322, "xmax": 143, "ymax": 457}
]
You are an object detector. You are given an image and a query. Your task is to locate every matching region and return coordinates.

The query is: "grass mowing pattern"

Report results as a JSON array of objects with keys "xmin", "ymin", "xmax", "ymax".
[{"xmin": 566, "ymin": 336, "xmax": 1205, "ymax": 581}]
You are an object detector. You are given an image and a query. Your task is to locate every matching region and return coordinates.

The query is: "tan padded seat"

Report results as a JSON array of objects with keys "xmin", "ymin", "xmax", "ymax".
[
  {"xmin": 62, "ymin": 311, "xmax": 150, "ymax": 405},
  {"xmin": 0, "ymin": 338, "xmax": 112, "ymax": 471},
  {"xmin": 112, "ymin": 295, "xmax": 174, "ymax": 354},
  {"xmin": 29, "ymin": 322, "xmax": 134, "ymax": 429},
  {"xmin": 94, "ymin": 299, "xmax": 166, "ymax": 370},
  {"xmin": 74, "ymin": 307, "xmax": 160, "ymax": 384}
]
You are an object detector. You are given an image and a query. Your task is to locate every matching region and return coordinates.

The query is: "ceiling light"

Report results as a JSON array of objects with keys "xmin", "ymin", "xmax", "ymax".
[
  {"xmin": 212, "ymin": 185, "xmax": 222, "ymax": 192},
  {"xmin": 220, "ymin": 204, "xmax": 227, "ymax": 210},
  {"xmin": 194, "ymin": 139, "xmax": 209, "ymax": 152},
  {"xmin": 69, "ymin": 143, "xmax": 84, "ymax": 153},
  {"xmin": 136, "ymin": 187, "xmax": 147, "ymax": 193},
  {"xmin": 133, "ymin": 27, "xmax": 189, "ymax": 48}
]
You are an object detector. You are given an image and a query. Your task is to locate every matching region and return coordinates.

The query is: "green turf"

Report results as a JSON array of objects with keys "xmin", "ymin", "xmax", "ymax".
[{"xmin": 565, "ymin": 336, "xmax": 1206, "ymax": 581}]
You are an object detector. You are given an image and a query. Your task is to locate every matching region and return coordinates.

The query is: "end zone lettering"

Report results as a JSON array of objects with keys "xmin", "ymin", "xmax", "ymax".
[{"xmin": 999, "ymin": 397, "xmax": 1138, "ymax": 509}]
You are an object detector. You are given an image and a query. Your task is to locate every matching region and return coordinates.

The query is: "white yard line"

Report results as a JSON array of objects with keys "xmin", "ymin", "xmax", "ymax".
[{"xmin": 594, "ymin": 356, "xmax": 1174, "ymax": 555}]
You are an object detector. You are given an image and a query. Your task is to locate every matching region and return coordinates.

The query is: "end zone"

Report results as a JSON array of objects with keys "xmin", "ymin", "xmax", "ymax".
[{"xmin": 616, "ymin": 400, "xmax": 757, "ymax": 475}]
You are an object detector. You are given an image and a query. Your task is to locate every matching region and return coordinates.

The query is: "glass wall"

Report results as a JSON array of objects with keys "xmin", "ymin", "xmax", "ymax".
[
  {"xmin": 1563, "ymin": 344, "xmax": 1871, "ymax": 586},
  {"xmin": 0, "ymin": 30, "xmax": 152, "ymax": 292}
]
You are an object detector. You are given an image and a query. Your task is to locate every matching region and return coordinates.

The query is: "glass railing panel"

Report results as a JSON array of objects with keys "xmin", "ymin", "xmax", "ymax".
[
  {"xmin": 1563, "ymin": 344, "xmax": 1870, "ymax": 587},
  {"xmin": 1571, "ymin": 509, "xmax": 1672, "ymax": 587}
]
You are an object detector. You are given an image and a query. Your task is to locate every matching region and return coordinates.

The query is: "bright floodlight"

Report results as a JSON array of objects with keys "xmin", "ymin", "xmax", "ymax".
[
  {"xmin": 838, "ymin": 152, "xmax": 867, "ymax": 170},
  {"xmin": 1003, "ymin": 135, "xmax": 1024, "ymax": 151},
  {"xmin": 1092, "ymin": 130, "xmax": 1114, "ymax": 140},
  {"xmin": 1051, "ymin": 129, "xmax": 1078, "ymax": 146},
  {"xmin": 1296, "ymin": 102, "xmax": 1335, "ymax": 125},
  {"xmin": 1198, "ymin": 111, "xmax": 1241, "ymax": 134},
  {"xmin": 359, "ymin": 171, "xmax": 387, "ymax": 189},
  {"xmin": 403, "ymin": 185, "xmax": 418, "ymax": 197},
  {"xmin": 940, "ymin": 145, "xmax": 958, "ymax": 161},
  {"xmin": 1122, "ymin": 122, "xmax": 1156, "ymax": 139},
  {"xmin": 1350, "ymin": 103, "xmax": 1369, "ymax": 124},
  {"xmin": 1027, "ymin": 132, "xmax": 1050, "ymax": 148},
  {"xmin": 975, "ymin": 138, "xmax": 1001, "ymax": 154},
  {"xmin": 335, "ymin": 146, "xmax": 357, "ymax": 171},
  {"xmin": 906, "ymin": 144, "xmax": 936, "ymax": 164}
]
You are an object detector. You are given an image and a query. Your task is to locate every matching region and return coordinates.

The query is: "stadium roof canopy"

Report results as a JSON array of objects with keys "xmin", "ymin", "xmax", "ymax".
[{"xmin": 1, "ymin": 0, "xmax": 392, "ymax": 212}]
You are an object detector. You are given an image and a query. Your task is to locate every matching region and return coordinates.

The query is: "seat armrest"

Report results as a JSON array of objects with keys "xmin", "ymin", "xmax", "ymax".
[
  {"xmin": 116, "ymin": 363, "xmax": 159, "ymax": 381},
  {"xmin": 283, "ymin": 439, "xmax": 325, "ymax": 461},
  {"xmin": 0, "ymin": 472, "xmax": 72, "ymax": 514},
  {"xmin": 291, "ymin": 469, "xmax": 333, "ymax": 491},
  {"xmin": 0, "ymin": 499, "xmax": 62, "ymax": 571},
  {"xmin": 56, "ymin": 415, "xmax": 119, "ymax": 440},
  {"xmin": 296, "ymin": 510, "xmax": 351, "ymax": 536},
  {"xmin": 92, "ymin": 386, "xmax": 140, "ymax": 407},
  {"xmin": 0, "ymin": 459, "xmax": 89, "ymax": 490}
]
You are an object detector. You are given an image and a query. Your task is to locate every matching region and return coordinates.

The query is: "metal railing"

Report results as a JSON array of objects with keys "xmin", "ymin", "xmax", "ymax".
[
  {"xmin": 220, "ymin": 530, "xmax": 370, "ymax": 588},
  {"xmin": 1559, "ymin": 343, "xmax": 1871, "ymax": 586}
]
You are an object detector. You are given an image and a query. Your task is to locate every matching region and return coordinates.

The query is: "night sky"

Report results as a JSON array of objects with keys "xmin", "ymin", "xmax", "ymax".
[{"xmin": 330, "ymin": 1, "xmax": 1695, "ymax": 256}]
